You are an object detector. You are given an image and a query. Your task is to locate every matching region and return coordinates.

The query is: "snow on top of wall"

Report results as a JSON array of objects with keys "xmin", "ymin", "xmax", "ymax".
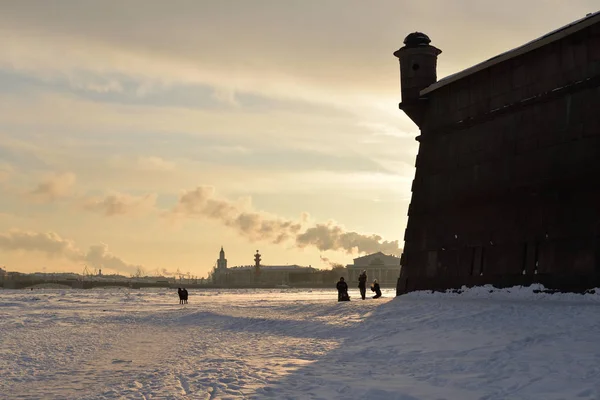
[{"xmin": 405, "ymin": 284, "xmax": 600, "ymax": 302}]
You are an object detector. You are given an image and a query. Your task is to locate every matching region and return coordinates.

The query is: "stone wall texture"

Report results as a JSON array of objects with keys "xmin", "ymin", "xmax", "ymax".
[{"xmin": 398, "ymin": 19, "xmax": 600, "ymax": 294}]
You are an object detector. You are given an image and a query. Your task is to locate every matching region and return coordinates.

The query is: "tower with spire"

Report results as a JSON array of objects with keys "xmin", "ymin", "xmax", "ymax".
[
  {"xmin": 254, "ymin": 250, "xmax": 261, "ymax": 278},
  {"xmin": 217, "ymin": 246, "xmax": 227, "ymax": 270}
]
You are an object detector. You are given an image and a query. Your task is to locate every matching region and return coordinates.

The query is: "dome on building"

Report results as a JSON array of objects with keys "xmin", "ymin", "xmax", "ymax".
[{"xmin": 403, "ymin": 32, "xmax": 431, "ymax": 47}]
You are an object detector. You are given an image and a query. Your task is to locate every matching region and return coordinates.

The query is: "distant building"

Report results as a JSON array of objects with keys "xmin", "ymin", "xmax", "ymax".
[
  {"xmin": 0, "ymin": 267, "xmax": 6, "ymax": 282},
  {"xmin": 346, "ymin": 252, "xmax": 401, "ymax": 286},
  {"xmin": 210, "ymin": 248, "xmax": 317, "ymax": 286},
  {"xmin": 226, "ymin": 264, "xmax": 317, "ymax": 285}
]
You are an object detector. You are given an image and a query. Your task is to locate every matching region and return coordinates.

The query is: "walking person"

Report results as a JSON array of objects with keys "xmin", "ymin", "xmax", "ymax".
[
  {"xmin": 336, "ymin": 277, "xmax": 350, "ymax": 301},
  {"xmin": 358, "ymin": 270, "xmax": 367, "ymax": 300},
  {"xmin": 371, "ymin": 279, "xmax": 382, "ymax": 299},
  {"xmin": 182, "ymin": 288, "xmax": 188, "ymax": 304}
]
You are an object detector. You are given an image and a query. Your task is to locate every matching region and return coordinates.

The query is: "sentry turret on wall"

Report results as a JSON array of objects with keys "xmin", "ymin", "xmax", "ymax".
[{"xmin": 393, "ymin": 32, "xmax": 441, "ymax": 127}]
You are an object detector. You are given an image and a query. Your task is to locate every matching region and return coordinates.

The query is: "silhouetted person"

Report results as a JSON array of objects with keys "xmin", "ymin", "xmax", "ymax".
[
  {"xmin": 177, "ymin": 288, "xmax": 184, "ymax": 304},
  {"xmin": 358, "ymin": 270, "xmax": 367, "ymax": 300},
  {"xmin": 182, "ymin": 288, "xmax": 188, "ymax": 304},
  {"xmin": 371, "ymin": 279, "xmax": 382, "ymax": 299},
  {"xmin": 336, "ymin": 277, "xmax": 350, "ymax": 301}
]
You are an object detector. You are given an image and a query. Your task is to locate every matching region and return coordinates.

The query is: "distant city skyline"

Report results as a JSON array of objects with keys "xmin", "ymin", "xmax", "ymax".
[{"xmin": 0, "ymin": 1, "xmax": 597, "ymax": 276}]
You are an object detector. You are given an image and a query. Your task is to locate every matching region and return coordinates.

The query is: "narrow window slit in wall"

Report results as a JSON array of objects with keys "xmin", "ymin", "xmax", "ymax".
[{"xmin": 479, "ymin": 247, "xmax": 485, "ymax": 276}]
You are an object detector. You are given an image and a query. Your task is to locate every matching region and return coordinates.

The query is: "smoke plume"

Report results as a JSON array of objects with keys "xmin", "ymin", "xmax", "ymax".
[
  {"xmin": 171, "ymin": 186, "xmax": 401, "ymax": 256},
  {"xmin": 83, "ymin": 243, "xmax": 142, "ymax": 275},
  {"xmin": 319, "ymin": 255, "xmax": 345, "ymax": 268},
  {"xmin": 172, "ymin": 186, "xmax": 305, "ymax": 244},
  {"xmin": 297, "ymin": 223, "xmax": 401, "ymax": 255}
]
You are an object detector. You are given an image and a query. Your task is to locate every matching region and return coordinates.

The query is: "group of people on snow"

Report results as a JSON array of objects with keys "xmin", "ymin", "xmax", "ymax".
[
  {"xmin": 177, "ymin": 288, "xmax": 189, "ymax": 304},
  {"xmin": 175, "ymin": 273, "xmax": 381, "ymax": 303},
  {"xmin": 336, "ymin": 270, "xmax": 382, "ymax": 301}
]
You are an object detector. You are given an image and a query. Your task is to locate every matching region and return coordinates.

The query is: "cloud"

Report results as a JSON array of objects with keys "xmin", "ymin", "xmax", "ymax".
[
  {"xmin": 67, "ymin": 75, "xmax": 124, "ymax": 93},
  {"xmin": 211, "ymin": 87, "xmax": 239, "ymax": 107},
  {"xmin": 0, "ymin": 229, "xmax": 143, "ymax": 275},
  {"xmin": 360, "ymin": 122, "xmax": 417, "ymax": 139},
  {"xmin": 1, "ymin": 0, "xmax": 594, "ymax": 112},
  {"xmin": 0, "ymin": 230, "xmax": 81, "ymax": 259},
  {"xmin": 135, "ymin": 156, "xmax": 176, "ymax": 172},
  {"xmin": 210, "ymin": 145, "xmax": 251, "ymax": 155},
  {"xmin": 28, "ymin": 172, "xmax": 76, "ymax": 203},
  {"xmin": 171, "ymin": 185, "xmax": 401, "ymax": 255},
  {"xmin": 0, "ymin": 162, "xmax": 12, "ymax": 182},
  {"xmin": 23, "ymin": 170, "xmax": 157, "ymax": 217},
  {"xmin": 82, "ymin": 192, "xmax": 157, "ymax": 217},
  {"xmin": 0, "ymin": 1, "xmax": 423, "ymax": 131},
  {"xmin": 105, "ymin": 155, "xmax": 176, "ymax": 173}
]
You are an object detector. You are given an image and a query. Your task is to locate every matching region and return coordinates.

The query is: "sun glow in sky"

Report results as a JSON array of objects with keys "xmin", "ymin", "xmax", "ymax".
[{"xmin": 0, "ymin": 0, "xmax": 597, "ymax": 277}]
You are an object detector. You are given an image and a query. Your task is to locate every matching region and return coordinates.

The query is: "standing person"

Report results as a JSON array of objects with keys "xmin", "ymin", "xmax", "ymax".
[
  {"xmin": 177, "ymin": 288, "xmax": 184, "ymax": 304},
  {"xmin": 182, "ymin": 288, "xmax": 189, "ymax": 304},
  {"xmin": 358, "ymin": 270, "xmax": 367, "ymax": 300},
  {"xmin": 371, "ymin": 279, "xmax": 382, "ymax": 299},
  {"xmin": 336, "ymin": 277, "xmax": 350, "ymax": 301}
]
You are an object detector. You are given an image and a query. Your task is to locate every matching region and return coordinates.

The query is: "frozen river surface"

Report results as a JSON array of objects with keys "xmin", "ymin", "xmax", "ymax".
[{"xmin": 1, "ymin": 286, "xmax": 600, "ymax": 399}]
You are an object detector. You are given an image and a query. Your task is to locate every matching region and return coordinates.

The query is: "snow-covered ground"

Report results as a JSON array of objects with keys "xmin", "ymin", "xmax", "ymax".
[{"xmin": 1, "ymin": 285, "xmax": 600, "ymax": 399}]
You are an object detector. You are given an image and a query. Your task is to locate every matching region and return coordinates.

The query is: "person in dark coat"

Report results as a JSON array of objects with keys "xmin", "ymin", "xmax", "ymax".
[
  {"xmin": 177, "ymin": 288, "xmax": 184, "ymax": 304},
  {"xmin": 371, "ymin": 279, "xmax": 382, "ymax": 299},
  {"xmin": 358, "ymin": 270, "xmax": 367, "ymax": 300},
  {"xmin": 182, "ymin": 288, "xmax": 188, "ymax": 304},
  {"xmin": 336, "ymin": 277, "xmax": 350, "ymax": 301}
]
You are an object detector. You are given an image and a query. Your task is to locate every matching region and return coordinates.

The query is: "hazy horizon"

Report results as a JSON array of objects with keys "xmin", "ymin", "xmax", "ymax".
[{"xmin": 1, "ymin": 1, "xmax": 597, "ymax": 277}]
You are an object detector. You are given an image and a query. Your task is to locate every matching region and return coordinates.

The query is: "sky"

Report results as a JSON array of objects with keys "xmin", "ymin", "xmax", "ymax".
[{"xmin": 0, "ymin": 1, "xmax": 597, "ymax": 277}]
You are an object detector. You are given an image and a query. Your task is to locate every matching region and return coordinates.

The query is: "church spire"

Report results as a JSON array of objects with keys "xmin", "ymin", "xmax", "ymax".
[{"xmin": 217, "ymin": 246, "xmax": 227, "ymax": 269}]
